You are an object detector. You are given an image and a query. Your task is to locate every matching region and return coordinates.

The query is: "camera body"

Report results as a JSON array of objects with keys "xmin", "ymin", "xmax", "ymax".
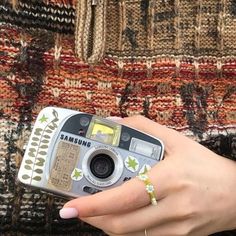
[{"xmin": 18, "ymin": 107, "xmax": 164, "ymax": 198}]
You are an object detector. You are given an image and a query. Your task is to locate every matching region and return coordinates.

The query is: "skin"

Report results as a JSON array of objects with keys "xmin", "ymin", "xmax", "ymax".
[{"xmin": 63, "ymin": 116, "xmax": 236, "ymax": 236}]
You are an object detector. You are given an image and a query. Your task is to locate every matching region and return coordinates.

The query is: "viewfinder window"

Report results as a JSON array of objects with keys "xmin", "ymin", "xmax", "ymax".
[{"xmin": 87, "ymin": 118, "xmax": 121, "ymax": 146}]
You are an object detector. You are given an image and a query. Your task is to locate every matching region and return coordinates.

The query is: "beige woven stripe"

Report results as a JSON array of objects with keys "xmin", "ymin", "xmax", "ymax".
[
  {"xmin": 118, "ymin": 0, "xmax": 126, "ymax": 51},
  {"xmin": 83, "ymin": 0, "xmax": 93, "ymax": 61},
  {"xmin": 174, "ymin": 0, "xmax": 181, "ymax": 50},
  {"xmin": 195, "ymin": 0, "xmax": 202, "ymax": 51},
  {"xmin": 75, "ymin": 0, "xmax": 107, "ymax": 63},
  {"xmin": 75, "ymin": 0, "xmax": 91, "ymax": 61},
  {"xmin": 75, "ymin": 0, "xmax": 86, "ymax": 59},
  {"xmin": 88, "ymin": 0, "xmax": 107, "ymax": 64},
  {"xmin": 148, "ymin": 0, "xmax": 155, "ymax": 50},
  {"xmin": 218, "ymin": 0, "xmax": 226, "ymax": 53}
]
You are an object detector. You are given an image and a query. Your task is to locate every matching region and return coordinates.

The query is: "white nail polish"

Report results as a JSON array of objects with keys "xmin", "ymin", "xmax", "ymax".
[{"xmin": 59, "ymin": 208, "xmax": 78, "ymax": 219}]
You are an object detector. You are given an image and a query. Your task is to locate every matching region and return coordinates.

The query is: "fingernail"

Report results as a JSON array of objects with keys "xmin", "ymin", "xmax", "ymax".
[
  {"xmin": 59, "ymin": 208, "xmax": 78, "ymax": 219},
  {"xmin": 106, "ymin": 116, "xmax": 123, "ymax": 121}
]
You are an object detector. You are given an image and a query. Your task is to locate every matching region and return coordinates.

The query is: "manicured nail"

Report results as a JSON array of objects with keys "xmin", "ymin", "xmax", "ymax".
[
  {"xmin": 106, "ymin": 116, "xmax": 123, "ymax": 121},
  {"xmin": 59, "ymin": 208, "xmax": 78, "ymax": 219}
]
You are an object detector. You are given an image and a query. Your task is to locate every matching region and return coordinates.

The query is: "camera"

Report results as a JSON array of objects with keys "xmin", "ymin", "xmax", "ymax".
[{"xmin": 18, "ymin": 107, "xmax": 164, "ymax": 198}]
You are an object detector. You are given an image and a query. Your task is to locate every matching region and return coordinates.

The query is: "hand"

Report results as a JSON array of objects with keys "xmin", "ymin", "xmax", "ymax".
[{"xmin": 60, "ymin": 116, "xmax": 236, "ymax": 236}]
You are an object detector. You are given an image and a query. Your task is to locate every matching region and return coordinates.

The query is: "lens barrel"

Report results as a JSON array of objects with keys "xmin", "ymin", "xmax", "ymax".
[
  {"xmin": 82, "ymin": 146, "xmax": 124, "ymax": 187},
  {"xmin": 90, "ymin": 154, "xmax": 115, "ymax": 179}
]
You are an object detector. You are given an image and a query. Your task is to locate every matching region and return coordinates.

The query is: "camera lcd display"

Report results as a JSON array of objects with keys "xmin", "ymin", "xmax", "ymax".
[{"xmin": 87, "ymin": 118, "xmax": 121, "ymax": 146}]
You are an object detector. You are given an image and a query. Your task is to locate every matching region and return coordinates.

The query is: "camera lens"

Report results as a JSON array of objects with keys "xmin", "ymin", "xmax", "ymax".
[{"xmin": 90, "ymin": 154, "xmax": 115, "ymax": 179}]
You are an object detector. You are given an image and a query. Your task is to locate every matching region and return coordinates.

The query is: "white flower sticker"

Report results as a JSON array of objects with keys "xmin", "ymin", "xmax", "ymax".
[{"xmin": 139, "ymin": 164, "xmax": 151, "ymax": 175}]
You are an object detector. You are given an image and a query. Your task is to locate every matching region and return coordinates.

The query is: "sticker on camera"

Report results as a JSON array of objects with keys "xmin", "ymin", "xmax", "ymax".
[
  {"xmin": 48, "ymin": 141, "xmax": 80, "ymax": 191},
  {"xmin": 71, "ymin": 168, "xmax": 83, "ymax": 181},
  {"xmin": 139, "ymin": 164, "xmax": 151, "ymax": 175},
  {"xmin": 125, "ymin": 156, "xmax": 139, "ymax": 172}
]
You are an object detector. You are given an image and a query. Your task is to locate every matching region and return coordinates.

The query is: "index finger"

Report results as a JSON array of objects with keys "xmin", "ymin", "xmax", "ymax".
[
  {"xmin": 63, "ymin": 161, "xmax": 169, "ymax": 218},
  {"xmin": 118, "ymin": 116, "xmax": 190, "ymax": 154}
]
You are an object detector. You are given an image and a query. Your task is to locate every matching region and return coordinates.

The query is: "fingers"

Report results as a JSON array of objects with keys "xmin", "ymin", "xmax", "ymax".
[
  {"xmin": 63, "ymin": 160, "xmax": 172, "ymax": 217},
  {"xmin": 81, "ymin": 196, "xmax": 180, "ymax": 234},
  {"xmin": 64, "ymin": 177, "xmax": 149, "ymax": 217},
  {"xmin": 106, "ymin": 221, "xmax": 208, "ymax": 236},
  {"xmin": 63, "ymin": 174, "xmax": 155, "ymax": 217},
  {"xmin": 81, "ymin": 190, "xmax": 206, "ymax": 236},
  {"xmin": 105, "ymin": 221, "xmax": 192, "ymax": 236}
]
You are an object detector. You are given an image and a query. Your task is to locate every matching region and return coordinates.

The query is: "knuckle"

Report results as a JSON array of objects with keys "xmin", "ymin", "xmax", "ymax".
[
  {"xmin": 177, "ymin": 203, "xmax": 197, "ymax": 220},
  {"xmin": 175, "ymin": 222, "xmax": 192, "ymax": 236},
  {"xmin": 175, "ymin": 193, "xmax": 198, "ymax": 220},
  {"xmin": 109, "ymin": 218, "xmax": 127, "ymax": 235},
  {"xmin": 179, "ymin": 201, "xmax": 197, "ymax": 219},
  {"xmin": 121, "ymin": 182, "xmax": 141, "ymax": 206}
]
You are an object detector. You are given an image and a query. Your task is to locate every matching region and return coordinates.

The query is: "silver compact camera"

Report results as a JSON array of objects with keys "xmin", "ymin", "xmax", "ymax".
[{"xmin": 18, "ymin": 107, "xmax": 164, "ymax": 198}]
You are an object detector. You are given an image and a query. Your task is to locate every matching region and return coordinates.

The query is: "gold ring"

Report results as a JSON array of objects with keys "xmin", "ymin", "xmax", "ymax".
[
  {"xmin": 144, "ymin": 228, "xmax": 148, "ymax": 236},
  {"xmin": 138, "ymin": 174, "xmax": 157, "ymax": 206}
]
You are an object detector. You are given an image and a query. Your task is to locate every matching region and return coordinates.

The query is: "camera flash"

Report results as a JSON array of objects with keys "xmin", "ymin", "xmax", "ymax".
[{"xmin": 129, "ymin": 138, "xmax": 161, "ymax": 160}]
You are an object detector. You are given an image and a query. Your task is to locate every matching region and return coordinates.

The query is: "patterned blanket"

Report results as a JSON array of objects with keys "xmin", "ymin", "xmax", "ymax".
[{"xmin": 0, "ymin": 0, "xmax": 235, "ymax": 235}]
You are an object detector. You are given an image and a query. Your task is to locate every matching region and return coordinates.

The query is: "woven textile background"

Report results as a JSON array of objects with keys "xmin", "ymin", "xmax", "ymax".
[{"xmin": 0, "ymin": 0, "xmax": 236, "ymax": 235}]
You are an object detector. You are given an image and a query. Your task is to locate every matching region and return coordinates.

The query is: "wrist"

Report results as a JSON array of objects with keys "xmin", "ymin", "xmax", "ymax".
[{"xmin": 219, "ymin": 157, "xmax": 236, "ymax": 231}]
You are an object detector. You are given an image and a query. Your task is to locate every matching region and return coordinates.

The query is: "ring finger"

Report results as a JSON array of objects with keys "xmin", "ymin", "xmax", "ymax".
[
  {"xmin": 81, "ymin": 195, "xmax": 184, "ymax": 234},
  {"xmin": 105, "ymin": 221, "xmax": 195, "ymax": 236}
]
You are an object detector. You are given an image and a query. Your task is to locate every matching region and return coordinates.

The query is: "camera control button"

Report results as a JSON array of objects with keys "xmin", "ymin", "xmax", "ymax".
[{"xmin": 83, "ymin": 186, "xmax": 102, "ymax": 195}]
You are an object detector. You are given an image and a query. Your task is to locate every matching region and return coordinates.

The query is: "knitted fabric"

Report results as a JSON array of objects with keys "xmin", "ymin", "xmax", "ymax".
[{"xmin": 0, "ymin": 0, "xmax": 235, "ymax": 235}]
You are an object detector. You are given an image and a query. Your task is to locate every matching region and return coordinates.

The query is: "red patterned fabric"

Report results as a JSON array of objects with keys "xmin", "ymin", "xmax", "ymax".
[{"xmin": 0, "ymin": 1, "xmax": 235, "ymax": 235}]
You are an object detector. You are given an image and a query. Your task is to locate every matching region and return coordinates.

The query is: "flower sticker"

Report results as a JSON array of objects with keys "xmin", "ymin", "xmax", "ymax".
[
  {"xmin": 71, "ymin": 168, "xmax": 83, "ymax": 181},
  {"xmin": 139, "ymin": 164, "xmax": 151, "ymax": 175},
  {"xmin": 125, "ymin": 156, "xmax": 139, "ymax": 172}
]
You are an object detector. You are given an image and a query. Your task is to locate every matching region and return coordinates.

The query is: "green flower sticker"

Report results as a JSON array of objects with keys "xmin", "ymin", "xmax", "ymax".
[
  {"xmin": 125, "ymin": 156, "xmax": 139, "ymax": 172},
  {"xmin": 71, "ymin": 168, "xmax": 83, "ymax": 181}
]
